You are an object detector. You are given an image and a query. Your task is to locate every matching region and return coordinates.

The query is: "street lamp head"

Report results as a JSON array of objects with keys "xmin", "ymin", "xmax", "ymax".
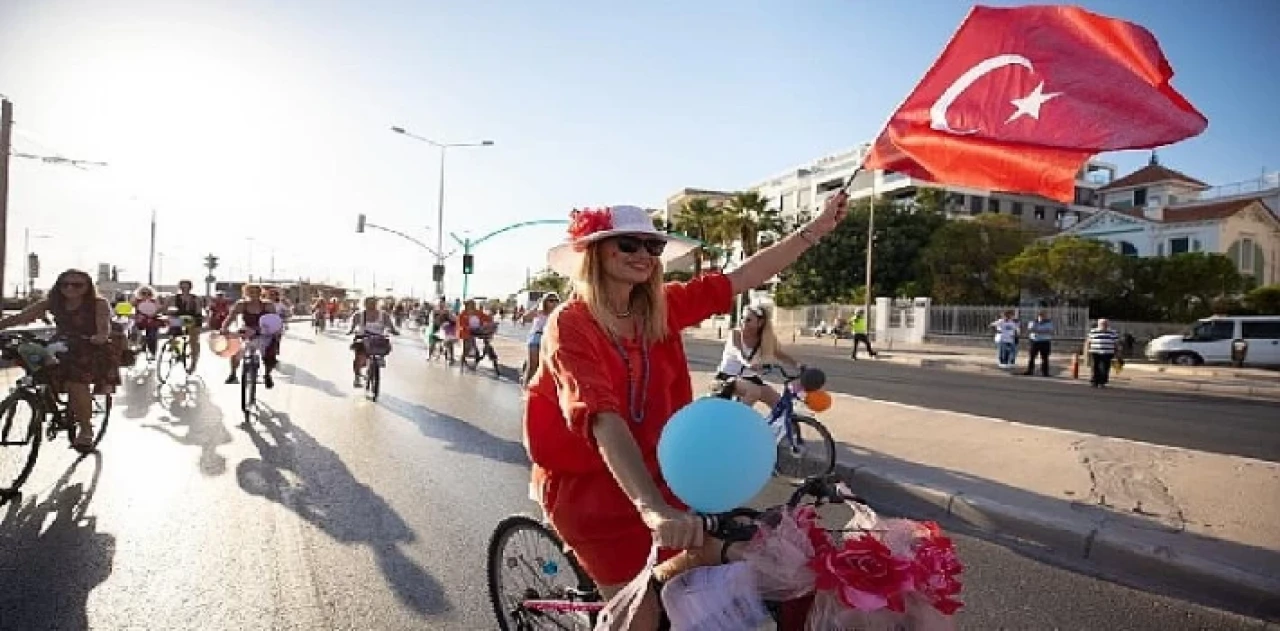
[
  {"xmin": 391, "ymin": 126, "xmax": 406, "ymax": 134},
  {"xmin": 481, "ymin": 140, "xmax": 495, "ymax": 146}
]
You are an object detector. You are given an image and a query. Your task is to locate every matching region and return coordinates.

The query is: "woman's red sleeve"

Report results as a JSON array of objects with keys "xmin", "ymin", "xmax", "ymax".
[
  {"xmin": 664, "ymin": 272, "xmax": 734, "ymax": 330},
  {"xmin": 543, "ymin": 308, "xmax": 623, "ymax": 444}
]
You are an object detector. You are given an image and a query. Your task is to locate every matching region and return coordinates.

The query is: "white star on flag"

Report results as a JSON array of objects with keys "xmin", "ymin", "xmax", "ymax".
[{"xmin": 1006, "ymin": 81, "xmax": 1062, "ymax": 123}]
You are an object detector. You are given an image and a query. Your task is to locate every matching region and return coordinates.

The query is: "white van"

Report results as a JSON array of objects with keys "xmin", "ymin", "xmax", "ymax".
[{"xmin": 1145, "ymin": 316, "xmax": 1280, "ymax": 367}]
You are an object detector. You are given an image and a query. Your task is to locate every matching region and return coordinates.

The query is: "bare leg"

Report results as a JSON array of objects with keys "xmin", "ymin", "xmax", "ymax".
[
  {"xmin": 66, "ymin": 382, "xmax": 94, "ymax": 447},
  {"xmin": 733, "ymin": 380, "xmax": 763, "ymax": 405},
  {"xmin": 524, "ymin": 346, "xmax": 539, "ymax": 385}
]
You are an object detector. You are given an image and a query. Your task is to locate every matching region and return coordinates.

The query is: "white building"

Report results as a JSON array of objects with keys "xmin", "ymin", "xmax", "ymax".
[
  {"xmin": 1057, "ymin": 159, "xmax": 1280, "ymax": 286},
  {"xmin": 749, "ymin": 143, "xmax": 1117, "ymax": 231}
]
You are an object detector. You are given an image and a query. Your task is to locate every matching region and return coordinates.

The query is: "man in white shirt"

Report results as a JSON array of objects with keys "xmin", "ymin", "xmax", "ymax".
[{"xmin": 991, "ymin": 310, "xmax": 1019, "ymax": 368}]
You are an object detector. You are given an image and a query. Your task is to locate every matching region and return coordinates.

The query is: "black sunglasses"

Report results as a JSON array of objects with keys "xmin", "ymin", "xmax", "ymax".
[
  {"xmin": 613, "ymin": 236, "xmax": 666, "ymax": 257},
  {"xmin": 61, "ymin": 280, "xmax": 88, "ymax": 289}
]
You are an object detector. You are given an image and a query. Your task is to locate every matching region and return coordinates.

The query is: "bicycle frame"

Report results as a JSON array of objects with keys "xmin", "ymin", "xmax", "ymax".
[{"xmin": 765, "ymin": 383, "xmax": 806, "ymax": 451}]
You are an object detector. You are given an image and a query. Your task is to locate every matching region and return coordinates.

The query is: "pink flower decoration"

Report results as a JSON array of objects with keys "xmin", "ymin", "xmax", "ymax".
[
  {"xmin": 567, "ymin": 208, "xmax": 613, "ymax": 243},
  {"xmin": 809, "ymin": 534, "xmax": 915, "ymax": 613}
]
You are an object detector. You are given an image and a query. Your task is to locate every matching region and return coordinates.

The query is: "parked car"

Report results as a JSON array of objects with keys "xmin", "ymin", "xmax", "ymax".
[{"xmin": 1145, "ymin": 315, "xmax": 1280, "ymax": 367}]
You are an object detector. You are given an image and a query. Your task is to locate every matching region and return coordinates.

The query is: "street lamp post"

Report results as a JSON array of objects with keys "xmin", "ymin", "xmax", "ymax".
[{"xmin": 390, "ymin": 126, "xmax": 493, "ymax": 299}]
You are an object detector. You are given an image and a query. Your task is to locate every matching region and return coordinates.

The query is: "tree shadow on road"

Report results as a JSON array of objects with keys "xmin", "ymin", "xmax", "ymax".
[
  {"xmin": 235, "ymin": 405, "xmax": 452, "ymax": 618},
  {"xmin": 375, "ymin": 393, "xmax": 530, "ymax": 468},
  {"xmin": 0, "ymin": 453, "xmax": 113, "ymax": 630},
  {"xmin": 143, "ymin": 377, "xmax": 234, "ymax": 476}
]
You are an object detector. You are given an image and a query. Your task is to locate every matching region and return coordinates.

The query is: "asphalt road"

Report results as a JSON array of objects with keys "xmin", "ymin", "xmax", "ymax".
[
  {"xmin": 0, "ymin": 327, "xmax": 1269, "ymax": 629},
  {"xmin": 681, "ymin": 338, "xmax": 1280, "ymax": 463}
]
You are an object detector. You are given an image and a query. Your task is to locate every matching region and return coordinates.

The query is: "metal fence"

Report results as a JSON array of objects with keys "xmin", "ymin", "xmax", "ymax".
[
  {"xmin": 927, "ymin": 305, "xmax": 1091, "ymax": 340},
  {"xmin": 773, "ymin": 304, "xmax": 876, "ymax": 335}
]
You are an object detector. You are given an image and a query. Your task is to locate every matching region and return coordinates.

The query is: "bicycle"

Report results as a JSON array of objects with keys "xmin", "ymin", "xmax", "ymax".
[
  {"xmin": 486, "ymin": 474, "xmax": 863, "ymax": 630},
  {"xmin": 156, "ymin": 314, "xmax": 198, "ymax": 385},
  {"xmin": 0, "ymin": 331, "xmax": 113, "ymax": 495},
  {"xmin": 712, "ymin": 364, "xmax": 837, "ymax": 484},
  {"xmin": 356, "ymin": 332, "xmax": 392, "ymax": 401},
  {"xmin": 463, "ymin": 327, "xmax": 500, "ymax": 373},
  {"xmin": 238, "ymin": 330, "xmax": 273, "ymax": 418},
  {"xmin": 313, "ymin": 312, "xmax": 326, "ymax": 334}
]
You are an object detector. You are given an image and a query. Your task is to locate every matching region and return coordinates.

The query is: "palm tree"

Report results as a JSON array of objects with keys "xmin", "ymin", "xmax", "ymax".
[
  {"xmin": 724, "ymin": 191, "xmax": 783, "ymax": 260},
  {"xmin": 674, "ymin": 198, "xmax": 725, "ymax": 276}
]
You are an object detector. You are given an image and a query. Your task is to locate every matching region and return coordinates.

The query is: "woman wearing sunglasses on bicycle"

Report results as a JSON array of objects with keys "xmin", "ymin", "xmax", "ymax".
[
  {"xmin": 524, "ymin": 194, "xmax": 848, "ymax": 630},
  {"xmin": 714, "ymin": 304, "xmax": 803, "ymax": 409},
  {"xmin": 0, "ymin": 269, "xmax": 119, "ymax": 451}
]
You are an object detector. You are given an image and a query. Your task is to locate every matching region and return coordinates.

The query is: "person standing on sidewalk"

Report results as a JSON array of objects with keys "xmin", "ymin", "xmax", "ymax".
[
  {"xmin": 1087, "ymin": 318, "xmax": 1119, "ymax": 388},
  {"xmin": 1023, "ymin": 310, "xmax": 1054, "ymax": 376},
  {"xmin": 991, "ymin": 310, "xmax": 1019, "ymax": 368},
  {"xmin": 849, "ymin": 308, "xmax": 877, "ymax": 359}
]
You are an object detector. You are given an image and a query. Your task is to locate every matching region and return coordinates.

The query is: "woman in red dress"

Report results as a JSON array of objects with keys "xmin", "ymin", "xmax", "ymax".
[{"xmin": 524, "ymin": 194, "xmax": 847, "ymax": 628}]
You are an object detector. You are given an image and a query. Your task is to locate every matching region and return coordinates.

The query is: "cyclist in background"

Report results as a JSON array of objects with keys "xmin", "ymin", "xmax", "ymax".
[
  {"xmin": 168, "ymin": 279, "xmax": 204, "ymax": 371},
  {"xmin": 348, "ymin": 296, "xmax": 399, "ymax": 387},
  {"xmin": 266, "ymin": 287, "xmax": 291, "ymax": 360},
  {"xmin": 520, "ymin": 292, "xmax": 560, "ymax": 385},
  {"xmin": 219, "ymin": 283, "xmax": 278, "ymax": 388},
  {"xmin": 208, "ymin": 292, "xmax": 232, "ymax": 331},
  {"xmin": 714, "ymin": 304, "xmax": 802, "ymax": 409},
  {"xmin": 133, "ymin": 285, "xmax": 163, "ymax": 360}
]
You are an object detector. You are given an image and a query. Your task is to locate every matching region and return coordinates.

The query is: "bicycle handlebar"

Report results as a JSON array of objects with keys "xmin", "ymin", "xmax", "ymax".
[{"xmin": 696, "ymin": 474, "xmax": 861, "ymax": 542}]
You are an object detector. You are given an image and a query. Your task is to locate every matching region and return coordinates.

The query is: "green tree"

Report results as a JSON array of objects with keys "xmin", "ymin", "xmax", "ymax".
[
  {"xmin": 1245, "ymin": 284, "xmax": 1280, "ymax": 314},
  {"xmin": 921, "ymin": 214, "xmax": 1029, "ymax": 304},
  {"xmin": 673, "ymin": 198, "xmax": 728, "ymax": 276},
  {"xmin": 723, "ymin": 191, "xmax": 784, "ymax": 258},
  {"xmin": 527, "ymin": 268, "xmax": 570, "ymax": 298},
  {"xmin": 1001, "ymin": 236, "xmax": 1124, "ymax": 305},
  {"xmin": 1150, "ymin": 253, "xmax": 1244, "ymax": 320}
]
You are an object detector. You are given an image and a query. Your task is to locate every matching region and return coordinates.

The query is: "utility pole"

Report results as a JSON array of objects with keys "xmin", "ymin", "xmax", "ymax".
[
  {"xmin": 864, "ymin": 176, "xmax": 876, "ymax": 320},
  {"xmin": 0, "ymin": 98, "xmax": 14, "ymax": 308},
  {"xmin": 148, "ymin": 209, "xmax": 157, "ymax": 285}
]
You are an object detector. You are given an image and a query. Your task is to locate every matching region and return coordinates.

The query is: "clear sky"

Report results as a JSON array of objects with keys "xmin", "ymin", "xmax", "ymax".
[{"xmin": 2, "ymin": 0, "xmax": 1276, "ymax": 300}]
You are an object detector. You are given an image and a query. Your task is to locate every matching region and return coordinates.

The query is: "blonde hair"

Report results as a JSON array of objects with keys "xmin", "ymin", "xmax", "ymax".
[
  {"xmin": 742, "ymin": 305, "xmax": 780, "ymax": 362},
  {"xmin": 573, "ymin": 242, "xmax": 668, "ymax": 341},
  {"xmin": 134, "ymin": 285, "xmax": 156, "ymax": 299}
]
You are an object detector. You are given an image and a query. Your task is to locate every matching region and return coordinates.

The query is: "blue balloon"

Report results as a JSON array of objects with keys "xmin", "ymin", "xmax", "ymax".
[{"xmin": 658, "ymin": 397, "xmax": 776, "ymax": 513}]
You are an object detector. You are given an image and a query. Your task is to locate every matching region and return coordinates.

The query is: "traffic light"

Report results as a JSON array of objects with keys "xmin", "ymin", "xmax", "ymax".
[
  {"xmin": 27, "ymin": 253, "xmax": 39, "ymax": 279},
  {"xmin": 432, "ymin": 264, "xmax": 445, "ymax": 282},
  {"xmin": 462, "ymin": 254, "xmax": 474, "ymax": 275},
  {"xmin": 205, "ymin": 254, "xmax": 219, "ymax": 270},
  {"xmin": 356, "ymin": 214, "xmax": 366, "ymax": 233}
]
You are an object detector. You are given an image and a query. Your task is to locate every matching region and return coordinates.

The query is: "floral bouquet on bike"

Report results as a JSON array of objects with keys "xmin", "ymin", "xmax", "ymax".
[{"xmin": 740, "ymin": 500, "xmax": 964, "ymax": 630}]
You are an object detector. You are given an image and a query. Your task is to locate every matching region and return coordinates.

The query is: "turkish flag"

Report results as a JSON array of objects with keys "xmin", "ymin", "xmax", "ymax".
[{"xmin": 863, "ymin": 5, "xmax": 1207, "ymax": 203}]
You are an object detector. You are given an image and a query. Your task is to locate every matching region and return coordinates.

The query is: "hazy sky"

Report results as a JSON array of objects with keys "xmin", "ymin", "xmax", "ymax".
[{"xmin": 2, "ymin": 0, "xmax": 1276, "ymax": 299}]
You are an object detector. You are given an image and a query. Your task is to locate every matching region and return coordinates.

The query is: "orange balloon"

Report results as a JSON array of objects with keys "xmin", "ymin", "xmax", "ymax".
[{"xmin": 805, "ymin": 389, "xmax": 832, "ymax": 413}]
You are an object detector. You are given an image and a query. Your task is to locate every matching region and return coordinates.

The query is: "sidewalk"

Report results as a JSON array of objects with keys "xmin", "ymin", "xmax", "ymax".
[
  {"xmin": 690, "ymin": 363, "xmax": 1279, "ymax": 618},
  {"xmin": 687, "ymin": 327, "xmax": 1280, "ymax": 401}
]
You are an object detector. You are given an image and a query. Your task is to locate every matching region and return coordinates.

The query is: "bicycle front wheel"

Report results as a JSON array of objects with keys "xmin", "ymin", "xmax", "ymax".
[
  {"xmin": 366, "ymin": 358, "xmax": 381, "ymax": 401},
  {"xmin": 241, "ymin": 361, "xmax": 258, "ymax": 416},
  {"xmin": 156, "ymin": 340, "xmax": 178, "ymax": 385},
  {"xmin": 487, "ymin": 515, "xmax": 597, "ymax": 631},
  {"xmin": 0, "ymin": 392, "xmax": 43, "ymax": 496},
  {"xmin": 774, "ymin": 415, "xmax": 837, "ymax": 484}
]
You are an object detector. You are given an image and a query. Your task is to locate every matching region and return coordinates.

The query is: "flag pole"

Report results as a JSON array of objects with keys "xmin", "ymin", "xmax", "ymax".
[{"xmin": 864, "ymin": 175, "xmax": 875, "ymax": 321}]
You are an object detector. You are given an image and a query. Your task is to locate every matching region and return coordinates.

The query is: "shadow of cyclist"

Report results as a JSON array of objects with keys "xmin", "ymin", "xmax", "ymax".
[
  {"xmin": 235, "ymin": 404, "xmax": 452, "ymax": 617},
  {"xmin": 0, "ymin": 453, "xmax": 114, "ymax": 630},
  {"xmin": 144, "ymin": 377, "xmax": 233, "ymax": 477}
]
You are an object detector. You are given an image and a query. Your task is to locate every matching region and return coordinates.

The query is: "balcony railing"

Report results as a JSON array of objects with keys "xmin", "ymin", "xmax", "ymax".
[{"xmin": 1194, "ymin": 172, "xmax": 1279, "ymax": 202}]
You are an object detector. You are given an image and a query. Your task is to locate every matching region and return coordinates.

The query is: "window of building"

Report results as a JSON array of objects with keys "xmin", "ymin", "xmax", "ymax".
[
  {"xmin": 1239, "ymin": 237, "xmax": 1255, "ymax": 272},
  {"xmin": 969, "ymin": 196, "xmax": 983, "ymax": 213},
  {"xmin": 816, "ymin": 178, "xmax": 844, "ymax": 194},
  {"xmin": 987, "ymin": 198, "xmax": 1000, "ymax": 213},
  {"xmin": 1034, "ymin": 205, "xmax": 1045, "ymax": 220},
  {"xmin": 1134, "ymin": 188, "xmax": 1148, "ymax": 206},
  {"xmin": 1118, "ymin": 241, "xmax": 1138, "ymax": 256},
  {"xmin": 1169, "ymin": 237, "xmax": 1190, "ymax": 255},
  {"xmin": 1055, "ymin": 209, "xmax": 1066, "ymax": 221},
  {"xmin": 1073, "ymin": 187, "xmax": 1094, "ymax": 206},
  {"xmin": 1011, "ymin": 202, "xmax": 1023, "ymax": 216}
]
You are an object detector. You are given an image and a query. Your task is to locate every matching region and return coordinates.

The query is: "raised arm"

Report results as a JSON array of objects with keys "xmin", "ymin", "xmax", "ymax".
[
  {"xmin": 727, "ymin": 192, "xmax": 848, "ymax": 295},
  {"xmin": 0, "ymin": 300, "xmax": 50, "ymax": 330}
]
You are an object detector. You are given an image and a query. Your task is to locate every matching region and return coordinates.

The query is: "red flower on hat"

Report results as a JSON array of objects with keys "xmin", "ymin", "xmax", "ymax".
[{"xmin": 568, "ymin": 208, "xmax": 613, "ymax": 243}]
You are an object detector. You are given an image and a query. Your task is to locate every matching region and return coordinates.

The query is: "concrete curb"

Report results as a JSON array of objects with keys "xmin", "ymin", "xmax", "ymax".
[{"xmin": 826, "ymin": 457, "xmax": 1280, "ymax": 620}]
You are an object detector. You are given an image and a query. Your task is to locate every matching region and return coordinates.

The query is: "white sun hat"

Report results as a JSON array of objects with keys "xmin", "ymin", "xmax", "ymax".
[{"xmin": 546, "ymin": 205, "xmax": 700, "ymax": 277}]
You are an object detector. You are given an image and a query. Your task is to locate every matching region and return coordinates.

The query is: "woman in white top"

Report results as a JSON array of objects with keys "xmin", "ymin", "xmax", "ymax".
[
  {"xmin": 520, "ymin": 292, "xmax": 561, "ymax": 385},
  {"xmin": 714, "ymin": 304, "xmax": 802, "ymax": 408},
  {"xmin": 347, "ymin": 296, "xmax": 399, "ymax": 387}
]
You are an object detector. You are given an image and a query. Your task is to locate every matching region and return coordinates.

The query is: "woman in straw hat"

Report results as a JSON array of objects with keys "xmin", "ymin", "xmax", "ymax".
[{"xmin": 524, "ymin": 193, "xmax": 848, "ymax": 628}]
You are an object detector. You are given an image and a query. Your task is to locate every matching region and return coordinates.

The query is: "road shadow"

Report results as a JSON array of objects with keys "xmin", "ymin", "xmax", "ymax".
[
  {"xmin": 284, "ymin": 363, "xmax": 347, "ymax": 399},
  {"xmin": 0, "ymin": 453, "xmax": 114, "ymax": 630},
  {"xmin": 833, "ymin": 442, "xmax": 1280, "ymax": 623},
  {"xmin": 119, "ymin": 361, "xmax": 158, "ymax": 420},
  {"xmin": 376, "ymin": 394, "xmax": 529, "ymax": 468},
  {"xmin": 234, "ymin": 405, "xmax": 451, "ymax": 617},
  {"xmin": 143, "ymin": 377, "xmax": 233, "ymax": 476}
]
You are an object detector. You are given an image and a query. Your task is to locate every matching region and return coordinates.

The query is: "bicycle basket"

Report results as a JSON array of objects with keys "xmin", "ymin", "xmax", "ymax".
[{"xmin": 363, "ymin": 336, "xmax": 392, "ymax": 356}]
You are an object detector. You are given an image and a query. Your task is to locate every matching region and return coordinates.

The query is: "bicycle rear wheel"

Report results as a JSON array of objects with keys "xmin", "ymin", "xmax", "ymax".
[
  {"xmin": 488, "ymin": 515, "xmax": 597, "ymax": 631},
  {"xmin": 774, "ymin": 415, "xmax": 837, "ymax": 484},
  {"xmin": 366, "ymin": 358, "xmax": 381, "ymax": 401},
  {"xmin": 241, "ymin": 360, "xmax": 258, "ymax": 416},
  {"xmin": 0, "ymin": 392, "xmax": 42, "ymax": 496}
]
